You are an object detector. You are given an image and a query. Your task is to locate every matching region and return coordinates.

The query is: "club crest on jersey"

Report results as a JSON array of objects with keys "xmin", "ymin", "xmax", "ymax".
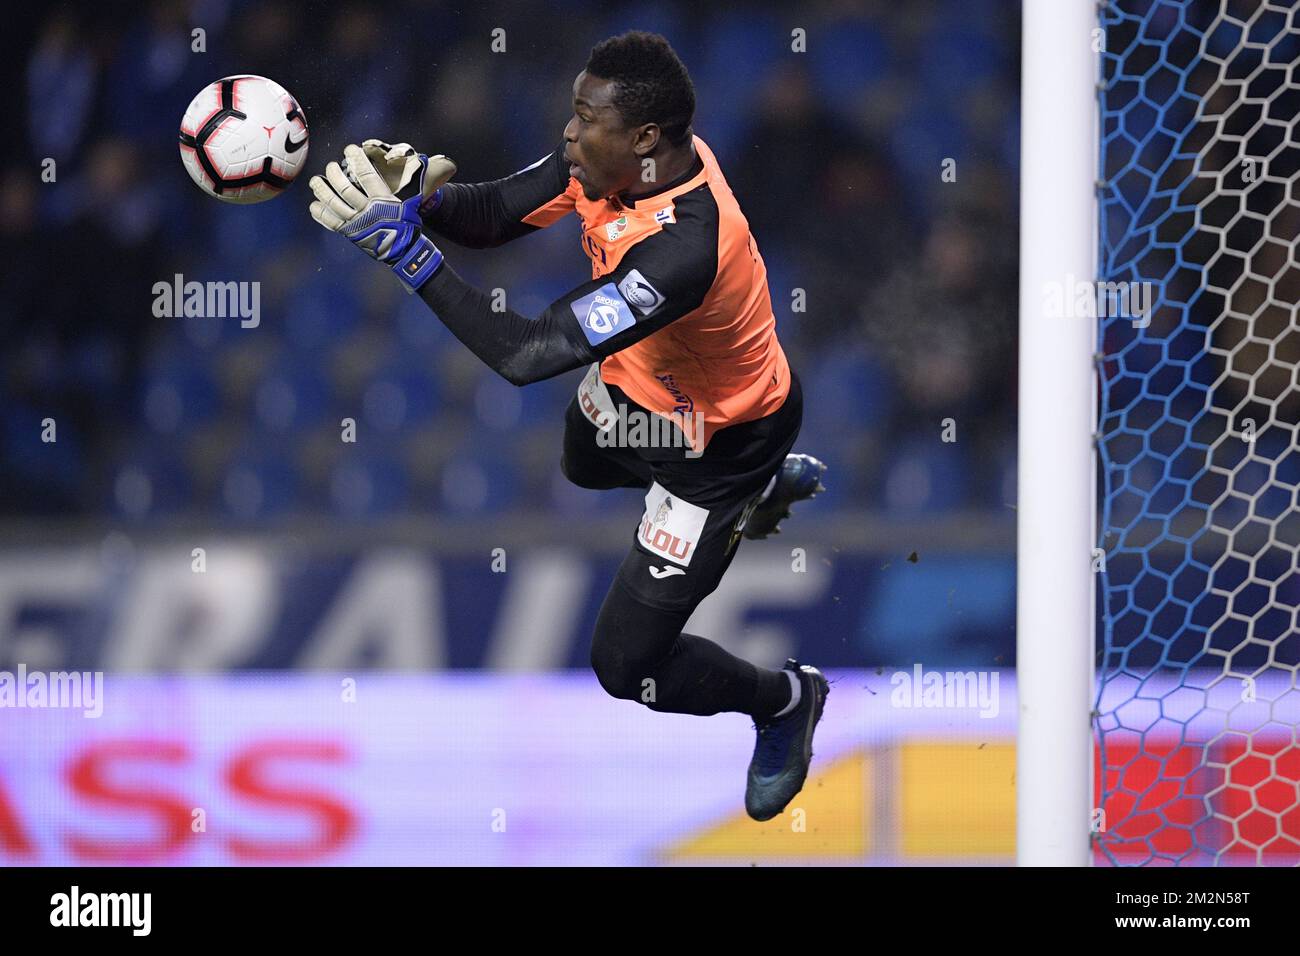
[
  {"xmin": 605, "ymin": 215, "xmax": 629, "ymax": 241},
  {"xmin": 570, "ymin": 283, "xmax": 637, "ymax": 345},
  {"xmin": 638, "ymin": 482, "xmax": 708, "ymax": 567}
]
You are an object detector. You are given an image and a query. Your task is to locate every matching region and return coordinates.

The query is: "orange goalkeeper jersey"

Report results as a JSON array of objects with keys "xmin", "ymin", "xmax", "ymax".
[{"xmin": 421, "ymin": 136, "xmax": 791, "ymax": 452}]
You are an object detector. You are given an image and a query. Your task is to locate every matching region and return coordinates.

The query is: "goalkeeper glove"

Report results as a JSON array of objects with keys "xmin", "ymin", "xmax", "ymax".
[
  {"xmin": 358, "ymin": 139, "xmax": 457, "ymax": 216},
  {"xmin": 307, "ymin": 143, "xmax": 457, "ymax": 293}
]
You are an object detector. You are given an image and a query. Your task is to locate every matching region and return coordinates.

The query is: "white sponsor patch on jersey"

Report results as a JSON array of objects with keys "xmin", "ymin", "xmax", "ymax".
[
  {"xmin": 576, "ymin": 363, "xmax": 618, "ymax": 432},
  {"xmin": 570, "ymin": 283, "xmax": 637, "ymax": 344},
  {"xmin": 617, "ymin": 269, "xmax": 666, "ymax": 317},
  {"xmin": 637, "ymin": 482, "xmax": 709, "ymax": 567}
]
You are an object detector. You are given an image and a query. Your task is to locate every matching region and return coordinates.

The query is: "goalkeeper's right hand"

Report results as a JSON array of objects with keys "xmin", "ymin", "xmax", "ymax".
[
  {"xmin": 357, "ymin": 140, "xmax": 457, "ymax": 214},
  {"xmin": 309, "ymin": 143, "xmax": 449, "ymax": 294}
]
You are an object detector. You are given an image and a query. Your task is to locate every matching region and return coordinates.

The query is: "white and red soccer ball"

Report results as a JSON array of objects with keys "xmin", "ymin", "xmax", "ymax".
[{"xmin": 179, "ymin": 74, "xmax": 309, "ymax": 204}]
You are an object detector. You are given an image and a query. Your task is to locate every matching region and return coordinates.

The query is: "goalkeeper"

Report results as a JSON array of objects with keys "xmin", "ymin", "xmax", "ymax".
[{"xmin": 308, "ymin": 31, "xmax": 828, "ymax": 821}]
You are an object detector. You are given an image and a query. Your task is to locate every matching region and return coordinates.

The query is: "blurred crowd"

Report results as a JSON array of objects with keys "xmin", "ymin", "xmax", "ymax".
[{"xmin": 1, "ymin": 0, "xmax": 1020, "ymax": 523}]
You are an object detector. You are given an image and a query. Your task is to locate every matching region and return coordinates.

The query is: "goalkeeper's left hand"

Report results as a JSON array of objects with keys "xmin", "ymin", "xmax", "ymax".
[{"xmin": 308, "ymin": 143, "xmax": 452, "ymax": 293}]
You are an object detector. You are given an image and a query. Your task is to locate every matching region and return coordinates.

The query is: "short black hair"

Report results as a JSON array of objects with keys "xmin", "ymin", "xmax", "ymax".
[{"xmin": 585, "ymin": 31, "xmax": 696, "ymax": 147}]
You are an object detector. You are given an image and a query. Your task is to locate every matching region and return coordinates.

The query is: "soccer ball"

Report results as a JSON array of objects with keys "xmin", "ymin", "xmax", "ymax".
[{"xmin": 179, "ymin": 74, "xmax": 309, "ymax": 204}]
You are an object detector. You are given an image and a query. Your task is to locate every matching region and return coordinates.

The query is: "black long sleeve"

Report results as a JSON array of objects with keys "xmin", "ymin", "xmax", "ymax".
[
  {"xmin": 417, "ymin": 261, "xmax": 595, "ymax": 386},
  {"xmin": 420, "ymin": 144, "xmax": 573, "ymax": 249}
]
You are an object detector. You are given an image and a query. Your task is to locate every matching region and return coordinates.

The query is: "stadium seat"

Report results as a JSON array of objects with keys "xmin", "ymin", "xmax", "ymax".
[
  {"xmin": 3, "ymin": 403, "xmax": 87, "ymax": 503},
  {"xmin": 808, "ymin": 21, "xmax": 890, "ymax": 114},
  {"xmin": 328, "ymin": 453, "xmax": 410, "ymax": 518},
  {"xmin": 141, "ymin": 351, "xmax": 220, "ymax": 434},
  {"xmin": 394, "ymin": 289, "xmax": 457, "ymax": 352},
  {"xmin": 219, "ymin": 446, "xmax": 300, "ymax": 520},
  {"xmin": 879, "ymin": 437, "xmax": 970, "ymax": 513},
  {"xmin": 438, "ymin": 442, "xmax": 520, "ymax": 514},
  {"xmin": 282, "ymin": 276, "xmax": 364, "ymax": 353},
  {"xmin": 693, "ymin": 11, "xmax": 784, "ymax": 154},
  {"xmin": 919, "ymin": 28, "xmax": 1004, "ymax": 102},
  {"xmin": 361, "ymin": 352, "xmax": 443, "ymax": 432},
  {"xmin": 253, "ymin": 359, "xmax": 334, "ymax": 434},
  {"xmin": 109, "ymin": 442, "xmax": 194, "ymax": 519}
]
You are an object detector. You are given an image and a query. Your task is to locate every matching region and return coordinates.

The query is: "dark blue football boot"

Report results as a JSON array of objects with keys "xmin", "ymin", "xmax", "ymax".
[
  {"xmin": 743, "ymin": 454, "xmax": 827, "ymax": 540},
  {"xmin": 745, "ymin": 659, "xmax": 830, "ymax": 821}
]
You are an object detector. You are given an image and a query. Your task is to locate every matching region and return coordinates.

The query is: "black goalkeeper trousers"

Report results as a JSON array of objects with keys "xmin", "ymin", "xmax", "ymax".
[
  {"xmin": 591, "ymin": 574, "xmax": 790, "ymax": 718},
  {"xmin": 563, "ymin": 370, "xmax": 803, "ymax": 721}
]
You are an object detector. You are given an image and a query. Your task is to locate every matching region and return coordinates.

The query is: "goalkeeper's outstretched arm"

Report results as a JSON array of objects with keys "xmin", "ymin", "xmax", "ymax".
[
  {"xmin": 308, "ymin": 142, "xmax": 713, "ymax": 386},
  {"xmin": 416, "ymin": 210, "xmax": 713, "ymax": 385},
  {"xmin": 420, "ymin": 144, "xmax": 576, "ymax": 249}
]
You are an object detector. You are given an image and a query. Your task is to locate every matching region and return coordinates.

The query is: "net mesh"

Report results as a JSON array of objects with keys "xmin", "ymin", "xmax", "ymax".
[{"xmin": 1095, "ymin": 0, "xmax": 1300, "ymax": 865}]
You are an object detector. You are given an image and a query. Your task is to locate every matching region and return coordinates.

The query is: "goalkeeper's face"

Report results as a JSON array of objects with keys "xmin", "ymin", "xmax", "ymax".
[{"xmin": 563, "ymin": 71, "xmax": 652, "ymax": 202}]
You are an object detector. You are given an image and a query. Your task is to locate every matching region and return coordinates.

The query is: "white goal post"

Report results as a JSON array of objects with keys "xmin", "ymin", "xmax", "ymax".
[{"xmin": 1016, "ymin": 0, "xmax": 1098, "ymax": 867}]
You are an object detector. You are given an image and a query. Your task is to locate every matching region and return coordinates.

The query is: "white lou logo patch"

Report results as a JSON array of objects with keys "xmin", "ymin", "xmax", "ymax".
[
  {"xmin": 577, "ymin": 363, "xmax": 617, "ymax": 431},
  {"xmin": 638, "ymin": 482, "xmax": 709, "ymax": 567}
]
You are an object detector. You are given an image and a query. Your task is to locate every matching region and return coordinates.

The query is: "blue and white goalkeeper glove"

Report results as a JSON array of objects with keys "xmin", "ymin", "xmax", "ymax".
[{"xmin": 308, "ymin": 142, "xmax": 458, "ymax": 293}]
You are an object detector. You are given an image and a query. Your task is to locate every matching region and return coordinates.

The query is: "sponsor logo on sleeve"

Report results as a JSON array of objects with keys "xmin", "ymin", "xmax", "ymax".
[
  {"xmin": 570, "ymin": 283, "xmax": 637, "ymax": 346},
  {"xmin": 617, "ymin": 269, "xmax": 666, "ymax": 317}
]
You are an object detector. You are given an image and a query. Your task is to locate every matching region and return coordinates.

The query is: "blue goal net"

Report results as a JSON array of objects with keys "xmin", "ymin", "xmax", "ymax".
[{"xmin": 1095, "ymin": 0, "xmax": 1300, "ymax": 865}]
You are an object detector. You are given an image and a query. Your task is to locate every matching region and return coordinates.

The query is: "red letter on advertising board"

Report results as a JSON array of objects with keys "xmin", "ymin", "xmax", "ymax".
[
  {"xmin": 225, "ymin": 740, "xmax": 356, "ymax": 862},
  {"xmin": 64, "ymin": 740, "xmax": 194, "ymax": 862},
  {"xmin": 0, "ymin": 774, "xmax": 34, "ymax": 857}
]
